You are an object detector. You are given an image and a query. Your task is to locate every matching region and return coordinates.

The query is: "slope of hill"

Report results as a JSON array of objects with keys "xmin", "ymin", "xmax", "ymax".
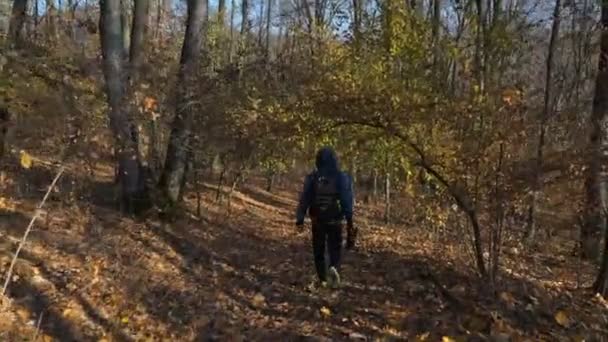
[{"xmin": 1, "ymin": 154, "xmax": 607, "ymax": 341}]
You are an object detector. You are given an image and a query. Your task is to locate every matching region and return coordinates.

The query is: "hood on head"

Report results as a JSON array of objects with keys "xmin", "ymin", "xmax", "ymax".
[{"xmin": 315, "ymin": 147, "xmax": 339, "ymax": 175}]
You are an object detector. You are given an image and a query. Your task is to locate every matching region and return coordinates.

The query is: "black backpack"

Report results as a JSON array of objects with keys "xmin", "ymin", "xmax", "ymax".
[{"xmin": 312, "ymin": 174, "xmax": 341, "ymax": 221}]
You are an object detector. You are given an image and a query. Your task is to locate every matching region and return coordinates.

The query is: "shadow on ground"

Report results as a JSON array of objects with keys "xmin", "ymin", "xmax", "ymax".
[{"xmin": 1, "ymin": 174, "xmax": 603, "ymax": 340}]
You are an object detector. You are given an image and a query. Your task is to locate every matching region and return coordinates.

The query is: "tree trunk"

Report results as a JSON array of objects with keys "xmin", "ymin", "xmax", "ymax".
[
  {"xmin": 257, "ymin": 0, "xmax": 265, "ymax": 47},
  {"xmin": 155, "ymin": 0, "xmax": 171, "ymax": 40},
  {"xmin": 373, "ymin": 169, "xmax": 378, "ymax": 199},
  {"xmin": 229, "ymin": 0, "xmax": 236, "ymax": 61},
  {"xmin": 264, "ymin": 0, "xmax": 272, "ymax": 61},
  {"xmin": 383, "ymin": 0, "xmax": 393, "ymax": 53},
  {"xmin": 195, "ymin": 161, "xmax": 202, "ymax": 217},
  {"xmin": 68, "ymin": 0, "xmax": 77, "ymax": 19},
  {"xmin": 204, "ymin": 0, "xmax": 209, "ymax": 24},
  {"xmin": 99, "ymin": 0, "xmax": 146, "ymax": 214},
  {"xmin": 216, "ymin": 164, "xmax": 227, "ymax": 201},
  {"xmin": 352, "ymin": 0, "xmax": 361, "ymax": 48},
  {"xmin": 583, "ymin": 0, "xmax": 608, "ymax": 260},
  {"xmin": 155, "ymin": 0, "xmax": 161, "ymax": 39},
  {"xmin": 489, "ymin": 143, "xmax": 505, "ymax": 284},
  {"xmin": 314, "ymin": 0, "xmax": 326, "ymax": 28},
  {"xmin": 129, "ymin": 0, "xmax": 150, "ymax": 173},
  {"xmin": 266, "ymin": 173, "xmax": 274, "ymax": 192},
  {"xmin": 121, "ymin": 0, "xmax": 130, "ymax": 56},
  {"xmin": 46, "ymin": 0, "xmax": 57, "ymax": 39},
  {"xmin": 26, "ymin": 0, "xmax": 35, "ymax": 32},
  {"xmin": 241, "ymin": 0, "xmax": 249, "ymax": 35},
  {"xmin": 594, "ymin": 220, "xmax": 608, "ymax": 296},
  {"xmin": 0, "ymin": 107, "xmax": 9, "ymax": 161},
  {"xmin": 34, "ymin": 0, "xmax": 39, "ymax": 29},
  {"xmin": 431, "ymin": 0, "xmax": 441, "ymax": 69},
  {"xmin": 162, "ymin": 0, "xmax": 171, "ymax": 32},
  {"xmin": 432, "ymin": 0, "xmax": 441, "ymax": 40},
  {"xmin": 9, "ymin": 0, "xmax": 28, "ymax": 46},
  {"xmin": 526, "ymin": 0, "xmax": 561, "ymax": 243},
  {"xmin": 474, "ymin": 0, "xmax": 486, "ymax": 91},
  {"xmin": 159, "ymin": 0, "xmax": 206, "ymax": 204},
  {"xmin": 129, "ymin": 0, "xmax": 150, "ymax": 79},
  {"xmin": 218, "ymin": 0, "xmax": 226, "ymax": 27},
  {"xmin": 492, "ymin": 0, "xmax": 502, "ymax": 24},
  {"xmin": 384, "ymin": 171, "xmax": 391, "ymax": 224}
]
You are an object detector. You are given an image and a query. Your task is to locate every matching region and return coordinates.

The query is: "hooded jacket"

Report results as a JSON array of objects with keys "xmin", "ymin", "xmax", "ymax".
[{"xmin": 296, "ymin": 147, "xmax": 354, "ymax": 224}]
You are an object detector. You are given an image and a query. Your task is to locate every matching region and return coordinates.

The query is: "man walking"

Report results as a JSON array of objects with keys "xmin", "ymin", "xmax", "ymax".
[{"xmin": 296, "ymin": 147, "xmax": 356, "ymax": 288}]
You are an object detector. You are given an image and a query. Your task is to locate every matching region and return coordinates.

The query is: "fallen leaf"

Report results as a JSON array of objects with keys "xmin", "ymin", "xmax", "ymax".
[
  {"xmin": 252, "ymin": 293, "xmax": 266, "ymax": 308},
  {"xmin": 415, "ymin": 332, "xmax": 430, "ymax": 341},
  {"xmin": 143, "ymin": 96, "xmax": 157, "ymax": 111},
  {"xmin": 62, "ymin": 308, "xmax": 74, "ymax": 318},
  {"xmin": 16, "ymin": 308, "xmax": 29, "ymax": 321},
  {"xmin": 320, "ymin": 306, "xmax": 331, "ymax": 317},
  {"xmin": 442, "ymin": 337, "xmax": 456, "ymax": 342},
  {"xmin": 499, "ymin": 291, "xmax": 516, "ymax": 305},
  {"xmin": 19, "ymin": 150, "xmax": 32, "ymax": 169},
  {"xmin": 0, "ymin": 196, "xmax": 15, "ymax": 211},
  {"xmin": 555, "ymin": 310, "xmax": 570, "ymax": 328},
  {"xmin": 571, "ymin": 335, "xmax": 586, "ymax": 342},
  {"xmin": 348, "ymin": 332, "xmax": 366, "ymax": 340},
  {"xmin": 595, "ymin": 293, "xmax": 608, "ymax": 309},
  {"xmin": 0, "ymin": 312, "xmax": 14, "ymax": 330},
  {"xmin": 121, "ymin": 316, "xmax": 129, "ymax": 324}
]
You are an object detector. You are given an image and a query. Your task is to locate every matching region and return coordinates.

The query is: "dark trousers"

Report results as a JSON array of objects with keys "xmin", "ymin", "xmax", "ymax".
[{"xmin": 312, "ymin": 222, "xmax": 343, "ymax": 282}]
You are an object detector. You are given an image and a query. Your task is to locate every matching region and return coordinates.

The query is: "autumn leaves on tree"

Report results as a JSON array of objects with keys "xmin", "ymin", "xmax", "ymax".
[{"xmin": 5, "ymin": 0, "xmax": 608, "ymax": 298}]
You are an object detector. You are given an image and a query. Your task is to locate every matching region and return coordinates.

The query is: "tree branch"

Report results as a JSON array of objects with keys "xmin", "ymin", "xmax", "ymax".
[
  {"xmin": 335, "ymin": 118, "xmax": 487, "ymax": 277},
  {"xmin": 1, "ymin": 166, "xmax": 65, "ymax": 298}
]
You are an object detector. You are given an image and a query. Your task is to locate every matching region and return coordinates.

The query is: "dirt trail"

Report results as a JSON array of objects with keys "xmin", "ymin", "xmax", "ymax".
[{"xmin": 1, "ymin": 172, "xmax": 607, "ymax": 341}]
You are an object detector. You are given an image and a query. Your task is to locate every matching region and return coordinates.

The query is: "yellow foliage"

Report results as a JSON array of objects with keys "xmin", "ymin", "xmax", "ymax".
[
  {"xmin": 0, "ymin": 196, "xmax": 15, "ymax": 211},
  {"xmin": 554, "ymin": 310, "xmax": 570, "ymax": 327},
  {"xmin": 319, "ymin": 306, "xmax": 331, "ymax": 317},
  {"xmin": 19, "ymin": 150, "xmax": 33, "ymax": 169}
]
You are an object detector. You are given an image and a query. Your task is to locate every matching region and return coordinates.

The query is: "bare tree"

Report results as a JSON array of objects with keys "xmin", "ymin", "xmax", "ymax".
[
  {"xmin": 583, "ymin": 0, "xmax": 608, "ymax": 260},
  {"xmin": 129, "ymin": 0, "xmax": 150, "ymax": 80},
  {"xmin": 120, "ymin": 0, "xmax": 130, "ymax": 56},
  {"xmin": 257, "ymin": 0, "xmax": 265, "ymax": 47},
  {"xmin": 8, "ymin": 0, "xmax": 28, "ymax": 46},
  {"xmin": 596, "ymin": 222, "xmax": 608, "ymax": 295},
  {"xmin": 526, "ymin": 0, "xmax": 561, "ymax": 242},
  {"xmin": 352, "ymin": 0, "xmax": 361, "ymax": 48},
  {"xmin": 159, "ymin": 0, "xmax": 206, "ymax": 204},
  {"xmin": 265, "ymin": 0, "xmax": 273, "ymax": 60},
  {"xmin": 99, "ymin": 0, "xmax": 147, "ymax": 213},
  {"xmin": 241, "ymin": 0, "xmax": 250, "ymax": 35},
  {"xmin": 218, "ymin": 0, "xmax": 226, "ymax": 27}
]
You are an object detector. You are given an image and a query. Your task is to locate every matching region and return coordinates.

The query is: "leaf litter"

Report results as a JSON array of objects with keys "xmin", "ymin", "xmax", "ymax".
[{"xmin": 0, "ymin": 166, "xmax": 607, "ymax": 340}]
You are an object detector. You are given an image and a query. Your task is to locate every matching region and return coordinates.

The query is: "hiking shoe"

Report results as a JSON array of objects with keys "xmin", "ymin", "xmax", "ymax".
[{"xmin": 328, "ymin": 267, "xmax": 340, "ymax": 288}]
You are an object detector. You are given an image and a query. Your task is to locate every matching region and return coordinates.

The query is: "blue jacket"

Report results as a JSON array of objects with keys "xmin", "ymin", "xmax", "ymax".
[{"xmin": 296, "ymin": 147, "xmax": 354, "ymax": 224}]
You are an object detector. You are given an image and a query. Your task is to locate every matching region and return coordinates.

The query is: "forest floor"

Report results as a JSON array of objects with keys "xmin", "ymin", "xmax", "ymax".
[{"xmin": 1, "ymin": 156, "xmax": 608, "ymax": 341}]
